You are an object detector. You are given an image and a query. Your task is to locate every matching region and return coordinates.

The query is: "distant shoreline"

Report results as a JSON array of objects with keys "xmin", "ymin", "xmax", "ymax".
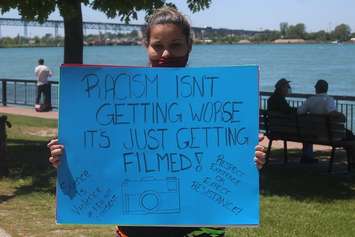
[{"xmin": 1, "ymin": 41, "xmax": 355, "ymax": 49}]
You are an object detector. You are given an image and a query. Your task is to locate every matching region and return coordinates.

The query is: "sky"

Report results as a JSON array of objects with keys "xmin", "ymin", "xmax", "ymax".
[{"xmin": 1, "ymin": 0, "xmax": 355, "ymax": 37}]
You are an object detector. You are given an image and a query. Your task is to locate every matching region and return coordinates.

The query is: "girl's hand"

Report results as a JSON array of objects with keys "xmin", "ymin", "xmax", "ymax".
[
  {"xmin": 254, "ymin": 133, "xmax": 266, "ymax": 169},
  {"xmin": 47, "ymin": 138, "xmax": 64, "ymax": 168}
]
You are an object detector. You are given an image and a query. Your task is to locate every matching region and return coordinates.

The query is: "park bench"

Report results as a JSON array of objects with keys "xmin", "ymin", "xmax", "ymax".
[
  {"xmin": 0, "ymin": 115, "xmax": 11, "ymax": 176},
  {"xmin": 260, "ymin": 110, "xmax": 353, "ymax": 172}
]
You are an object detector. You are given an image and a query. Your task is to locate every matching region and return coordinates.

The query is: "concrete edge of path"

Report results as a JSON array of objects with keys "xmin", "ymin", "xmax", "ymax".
[{"xmin": 0, "ymin": 105, "xmax": 58, "ymax": 119}]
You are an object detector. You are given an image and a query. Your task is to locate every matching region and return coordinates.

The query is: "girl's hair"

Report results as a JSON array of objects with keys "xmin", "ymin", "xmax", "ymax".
[{"xmin": 145, "ymin": 6, "xmax": 192, "ymax": 46}]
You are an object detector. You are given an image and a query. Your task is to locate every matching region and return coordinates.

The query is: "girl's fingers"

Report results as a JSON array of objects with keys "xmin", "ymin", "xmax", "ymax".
[
  {"xmin": 48, "ymin": 137, "xmax": 61, "ymax": 168},
  {"xmin": 254, "ymin": 140, "xmax": 266, "ymax": 170},
  {"xmin": 255, "ymin": 144, "xmax": 265, "ymax": 152},
  {"xmin": 49, "ymin": 156, "xmax": 59, "ymax": 163},
  {"xmin": 255, "ymin": 151, "xmax": 266, "ymax": 163},
  {"xmin": 51, "ymin": 147, "xmax": 64, "ymax": 157},
  {"xmin": 258, "ymin": 133, "xmax": 265, "ymax": 142},
  {"xmin": 49, "ymin": 144, "xmax": 64, "ymax": 152},
  {"xmin": 49, "ymin": 156, "xmax": 61, "ymax": 168},
  {"xmin": 253, "ymin": 156, "xmax": 265, "ymax": 170},
  {"xmin": 52, "ymin": 160, "xmax": 60, "ymax": 168},
  {"xmin": 47, "ymin": 139, "xmax": 59, "ymax": 148}
]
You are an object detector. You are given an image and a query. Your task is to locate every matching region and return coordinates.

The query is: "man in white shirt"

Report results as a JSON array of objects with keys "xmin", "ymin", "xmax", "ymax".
[
  {"xmin": 35, "ymin": 58, "xmax": 52, "ymax": 111},
  {"xmin": 297, "ymin": 80, "xmax": 336, "ymax": 163},
  {"xmin": 298, "ymin": 80, "xmax": 336, "ymax": 115}
]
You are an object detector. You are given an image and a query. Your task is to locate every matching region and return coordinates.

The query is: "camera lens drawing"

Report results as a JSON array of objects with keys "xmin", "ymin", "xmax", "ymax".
[
  {"xmin": 122, "ymin": 177, "xmax": 181, "ymax": 215},
  {"xmin": 140, "ymin": 191, "xmax": 159, "ymax": 210}
]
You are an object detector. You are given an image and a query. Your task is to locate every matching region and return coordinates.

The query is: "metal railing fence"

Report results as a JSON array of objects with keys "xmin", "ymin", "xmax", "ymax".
[{"xmin": 0, "ymin": 79, "xmax": 58, "ymax": 108}]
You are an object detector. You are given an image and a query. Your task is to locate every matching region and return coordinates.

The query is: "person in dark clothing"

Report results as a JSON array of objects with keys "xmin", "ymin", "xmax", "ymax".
[{"xmin": 267, "ymin": 78, "xmax": 296, "ymax": 113}]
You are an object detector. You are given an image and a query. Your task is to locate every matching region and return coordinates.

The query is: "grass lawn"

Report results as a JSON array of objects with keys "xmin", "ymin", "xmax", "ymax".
[{"xmin": 0, "ymin": 114, "xmax": 354, "ymax": 237}]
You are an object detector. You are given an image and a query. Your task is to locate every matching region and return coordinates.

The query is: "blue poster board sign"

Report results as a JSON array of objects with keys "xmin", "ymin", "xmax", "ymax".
[{"xmin": 57, "ymin": 65, "xmax": 260, "ymax": 226}]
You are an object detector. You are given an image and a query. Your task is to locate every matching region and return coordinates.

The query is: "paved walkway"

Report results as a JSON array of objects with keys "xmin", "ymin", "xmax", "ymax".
[{"xmin": 0, "ymin": 106, "xmax": 58, "ymax": 119}]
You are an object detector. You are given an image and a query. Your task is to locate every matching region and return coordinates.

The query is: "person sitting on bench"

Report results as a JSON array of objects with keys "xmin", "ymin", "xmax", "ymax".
[
  {"xmin": 267, "ymin": 78, "xmax": 297, "ymax": 114},
  {"xmin": 298, "ymin": 80, "xmax": 342, "ymax": 164}
]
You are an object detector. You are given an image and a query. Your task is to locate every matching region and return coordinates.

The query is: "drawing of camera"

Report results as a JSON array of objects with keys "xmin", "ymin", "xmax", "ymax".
[{"xmin": 122, "ymin": 177, "xmax": 180, "ymax": 215}]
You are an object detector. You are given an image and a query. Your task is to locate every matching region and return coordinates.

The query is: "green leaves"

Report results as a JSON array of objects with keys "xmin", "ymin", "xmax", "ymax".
[
  {"xmin": 0, "ymin": 0, "xmax": 213, "ymax": 63},
  {"xmin": 89, "ymin": 0, "xmax": 165, "ymax": 22},
  {"xmin": 333, "ymin": 24, "xmax": 351, "ymax": 42},
  {"xmin": 186, "ymin": 0, "xmax": 211, "ymax": 13},
  {"xmin": 0, "ymin": 0, "xmax": 56, "ymax": 23},
  {"xmin": 1, "ymin": 0, "xmax": 212, "ymax": 23}
]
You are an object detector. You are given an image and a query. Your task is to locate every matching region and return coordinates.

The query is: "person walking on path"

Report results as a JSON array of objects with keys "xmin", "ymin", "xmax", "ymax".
[{"xmin": 35, "ymin": 58, "xmax": 52, "ymax": 112}]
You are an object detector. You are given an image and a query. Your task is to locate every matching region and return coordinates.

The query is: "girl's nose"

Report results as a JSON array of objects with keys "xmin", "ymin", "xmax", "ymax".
[{"xmin": 161, "ymin": 49, "xmax": 171, "ymax": 57}]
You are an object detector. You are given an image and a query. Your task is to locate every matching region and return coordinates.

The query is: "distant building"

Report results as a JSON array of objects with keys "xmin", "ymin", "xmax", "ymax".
[
  {"xmin": 273, "ymin": 39, "xmax": 305, "ymax": 44},
  {"xmin": 238, "ymin": 39, "xmax": 251, "ymax": 44},
  {"xmin": 350, "ymin": 38, "xmax": 355, "ymax": 43},
  {"xmin": 202, "ymin": 39, "xmax": 213, "ymax": 44}
]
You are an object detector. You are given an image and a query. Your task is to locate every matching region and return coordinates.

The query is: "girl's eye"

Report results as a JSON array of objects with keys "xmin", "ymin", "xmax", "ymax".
[{"xmin": 152, "ymin": 44, "xmax": 163, "ymax": 51}]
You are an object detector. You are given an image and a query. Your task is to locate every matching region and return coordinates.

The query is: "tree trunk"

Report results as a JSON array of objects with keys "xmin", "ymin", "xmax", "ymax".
[{"xmin": 60, "ymin": 0, "xmax": 83, "ymax": 64}]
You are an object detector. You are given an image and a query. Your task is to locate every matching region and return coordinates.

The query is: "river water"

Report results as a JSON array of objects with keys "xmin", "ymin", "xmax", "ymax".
[{"xmin": 0, "ymin": 44, "xmax": 354, "ymax": 95}]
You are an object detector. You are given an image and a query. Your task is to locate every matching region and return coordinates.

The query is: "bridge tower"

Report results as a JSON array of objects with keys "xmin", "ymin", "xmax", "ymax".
[
  {"xmin": 24, "ymin": 21, "xmax": 28, "ymax": 38},
  {"xmin": 54, "ymin": 22, "xmax": 59, "ymax": 38}
]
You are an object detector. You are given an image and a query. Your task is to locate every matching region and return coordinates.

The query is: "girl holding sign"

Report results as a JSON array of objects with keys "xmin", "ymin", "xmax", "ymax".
[{"xmin": 48, "ymin": 6, "xmax": 265, "ymax": 237}]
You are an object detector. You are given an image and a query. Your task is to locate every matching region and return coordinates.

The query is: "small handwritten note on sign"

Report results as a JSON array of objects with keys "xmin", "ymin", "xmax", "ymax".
[{"xmin": 57, "ymin": 65, "xmax": 260, "ymax": 226}]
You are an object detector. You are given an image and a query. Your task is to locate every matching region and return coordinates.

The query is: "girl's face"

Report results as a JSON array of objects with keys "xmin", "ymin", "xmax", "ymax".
[{"xmin": 147, "ymin": 24, "xmax": 191, "ymax": 63}]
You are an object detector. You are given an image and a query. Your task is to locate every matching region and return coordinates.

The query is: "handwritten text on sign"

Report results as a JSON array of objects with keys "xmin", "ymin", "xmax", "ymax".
[{"xmin": 57, "ymin": 65, "xmax": 259, "ymax": 226}]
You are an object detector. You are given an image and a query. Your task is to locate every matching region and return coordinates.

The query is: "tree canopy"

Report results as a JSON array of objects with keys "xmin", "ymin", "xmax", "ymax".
[
  {"xmin": 0, "ymin": 0, "xmax": 212, "ymax": 63},
  {"xmin": 0, "ymin": 0, "xmax": 211, "ymax": 22},
  {"xmin": 333, "ymin": 24, "xmax": 351, "ymax": 42}
]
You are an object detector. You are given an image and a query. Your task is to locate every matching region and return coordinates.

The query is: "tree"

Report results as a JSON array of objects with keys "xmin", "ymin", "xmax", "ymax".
[
  {"xmin": 333, "ymin": 24, "xmax": 351, "ymax": 42},
  {"xmin": 279, "ymin": 22, "xmax": 288, "ymax": 38},
  {"xmin": 287, "ymin": 23, "xmax": 306, "ymax": 39},
  {"xmin": 252, "ymin": 30, "xmax": 280, "ymax": 42},
  {"xmin": 0, "ymin": 0, "xmax": 212, "ymax": 63},
  {"xmin": 307, "ymin": 30, "xmax": 330, "ymax": 42}
]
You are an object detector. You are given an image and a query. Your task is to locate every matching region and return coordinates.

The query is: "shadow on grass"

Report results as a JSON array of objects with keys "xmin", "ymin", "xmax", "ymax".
[
  {"xmin": 261, "ymin": 148, "xmax": 355, "ymax": 202},
  {"xmin": 0, "ymin": 194, "xmax": 16, "ymax": 204},
  {"xmin": 2, "ymin": 139, "xmax": 354, "ymax": 204},
  {"xmin": 3, "ymin": 138, "xmax": 56, "ymax": 199}
]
